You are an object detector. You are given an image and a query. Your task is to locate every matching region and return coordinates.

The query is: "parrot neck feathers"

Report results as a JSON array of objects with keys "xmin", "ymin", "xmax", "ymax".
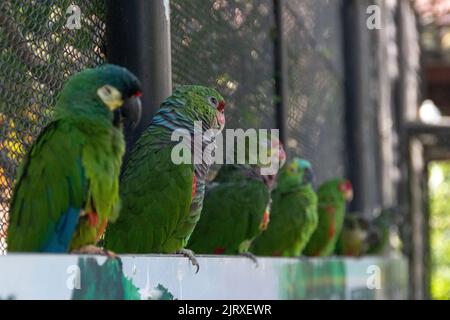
[{"xmin": 148, "ymin": 104, "xmax": 218, "ymax": 197}]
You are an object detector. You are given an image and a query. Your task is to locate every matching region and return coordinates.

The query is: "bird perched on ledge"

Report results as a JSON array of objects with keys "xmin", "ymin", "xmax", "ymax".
[
  {"xmin": 304, "ymin": 178, "xmax": 353, "ymax": 256},
  {"xmin": 335, "ymin": 212, "xmax": 370, "ymax": 257},
  {"xmin": 251, "ymin": 158, "xmax": 318, "ymax": 257},
  {"xmin": 106, "ymin": 85, "xmax": 225, "ymax": 272},
  {"xmin": 7, "ymin": 64, "xmax": 142, "ymax": 254},
  {"xmin": 187, "ymin": 137, "xmax": 286, "ymax": 262}
]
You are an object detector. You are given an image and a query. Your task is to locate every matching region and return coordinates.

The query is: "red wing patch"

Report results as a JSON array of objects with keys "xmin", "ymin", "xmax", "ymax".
[
  {"xmin": 328, "ymin": 222, "xmax": 336, "ymax": 238},
  {"xmin": 344, "ymin": 250, "xmax": 356, "ymax": 256},
  {"xmin": 272, "ymin": 251, "xmax": 281, "ymax": 257},
  {"xmin": 326, "ymin": 205, "xmax": 336, "ymax": 214},
  {"xmin": 87, "ymin": 211, "xmax": 99, "ymax": 227},
  {"xmin": 259, "ymin": 210, "xmax": 270, "ymax": 231},
  {"xmin": 192, "ymin": 175, "xmax": 197, "ymax": 199},
  {"xmin": 214, "ymin": 247, "xmax": 226, "ymax": 254},
  {"xmin": 311, "ymin": 250, "xmax": 321, "ymax": 256}
]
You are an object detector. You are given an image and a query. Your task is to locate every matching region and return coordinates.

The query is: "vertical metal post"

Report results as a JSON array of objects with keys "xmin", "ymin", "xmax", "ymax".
[
  {"xmin": 396, "ymin": 0, "xmax": 411, "ymax": 299},
  {"xmin": 273, "ymin": 0, "xmax": 288, "ymax": 148},
  {"xmin": 342, "ymin": 0, "xmax": 365, "ymax": 212},
  {"xmin": 106, "ymin": 0, "xmax": 172, "ymax": 149}
]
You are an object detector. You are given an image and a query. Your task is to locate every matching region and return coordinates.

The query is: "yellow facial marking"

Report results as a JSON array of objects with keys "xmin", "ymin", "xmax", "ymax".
[
  {"xmin": 289, "ymin": 162, "xmax": 298, "ymax": 173},
  {"xmin": 97, "ymin": 85, "xmax": 123, "ymax": 110}
]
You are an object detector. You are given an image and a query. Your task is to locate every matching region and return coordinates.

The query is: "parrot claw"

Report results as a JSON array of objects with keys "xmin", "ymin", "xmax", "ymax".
[
  {"xmin": 240, "ymin": 252, "xmax": 259, "ymax": 268},
  {"xmin": 176, "ymin": 249, "xmax": 200, "ymax": 274},
  {"xmin": 71, "ymin": 245, "xmax": 117, "ymax": 258}
]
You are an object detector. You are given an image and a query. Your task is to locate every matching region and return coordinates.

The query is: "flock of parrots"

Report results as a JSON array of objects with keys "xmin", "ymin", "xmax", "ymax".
[{"xmin": 5, "ymin": 64, "xmax": 390, "ymax": 270}]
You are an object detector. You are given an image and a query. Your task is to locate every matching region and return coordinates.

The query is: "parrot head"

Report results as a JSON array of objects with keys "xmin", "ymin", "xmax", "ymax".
[
  {"xmin": 259, "ymin": 136, "xmax": 286, "ymax": 191},
  {"xmin": 339, "ymin": 212, "xmax": 370, "ymax": 256},
  {"xmin": 343, "ymin": 212, "xmax": 369, "ymax": 231},
  {"xmin": 165, "ymin": 85, "xmax": 226, "ymax": 132},
  {"xmin": 55, "ymin": 64, "xmax": 142, "ymax": 128},
  {"xmin": 277, "ymin": 158, "xmax": 314, "ymax": 191},
  {"xmin": 338, "ymin": 179, "xmax": 354, "ymax": 202}
]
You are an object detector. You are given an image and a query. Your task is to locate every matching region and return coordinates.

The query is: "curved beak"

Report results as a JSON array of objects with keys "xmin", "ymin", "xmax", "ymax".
[
  {"xmin": 345, "ymin": 188, "xmax": 354, "ymax": 202},
  {"xmin": 119, "ymin": 95, "xmax": 142, "ymax": 129},
  {"xmin": 215, "ymin": 100, "xmax": 226, "ymax": 132}
]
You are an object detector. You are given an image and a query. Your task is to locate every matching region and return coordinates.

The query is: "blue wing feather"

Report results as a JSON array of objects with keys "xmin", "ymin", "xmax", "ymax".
[{"xmin": 41, "ymin": 207, "xmax": 81, "ymax": 252}]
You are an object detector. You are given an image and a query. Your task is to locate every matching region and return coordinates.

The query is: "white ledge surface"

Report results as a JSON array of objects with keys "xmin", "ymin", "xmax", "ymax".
[{"xmin": 0, "ymin": 254, "xmax": 408, "ymax": 300}]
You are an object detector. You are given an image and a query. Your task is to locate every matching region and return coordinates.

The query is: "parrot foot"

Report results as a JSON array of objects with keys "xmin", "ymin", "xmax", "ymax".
[
  {"xmin": 176, "ymin": 249, "xmax": 200, "ymax": 274},
  {"xmin": 240, "ymin": 252, "xmax": 259, "ymax": 268},
  {"xmin": 72, "ymin": 245, "xmax": 117, "ymax": 258}
]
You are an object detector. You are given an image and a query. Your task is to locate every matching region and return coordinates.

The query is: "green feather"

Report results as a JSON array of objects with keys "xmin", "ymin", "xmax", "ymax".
[
  {"xmin": 187, "ymin": 164, "xmax": 270, "ymax": 254},
  {"xmin": 251, "ymin": 159, "xmax": 318, "ymax": 257},
  {"xmin": 303, "ymin": 178, "xmax": 353, "ymax": 256},
  {"xmin": 106, "ymin": 85, "xmax": 225, "ymax": 253},
  {"xmin": 7, "ymin": 65, "xmax": 139, "ymax": 252}
]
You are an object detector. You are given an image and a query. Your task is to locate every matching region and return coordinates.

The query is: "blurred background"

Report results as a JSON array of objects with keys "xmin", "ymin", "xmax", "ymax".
[{"xmin": 0, "ymin": 0, "xmax": 449, "ymax": 299}]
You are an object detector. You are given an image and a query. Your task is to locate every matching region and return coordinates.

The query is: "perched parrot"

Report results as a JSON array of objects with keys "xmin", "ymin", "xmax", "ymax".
[
  {"xmin": 187, "ymin": 138, "xmax": 286, "ymax": 258},
  {"xmin": 251, "ymin": 158, "xmax": 318, "ymax": 257},
  {"xmin": 105, "ymin": 86, "xmax": 226, "ymax": 269},
  {"xmin": 7, "ymin": 64, "xmax": 142, "ymax": 254},
  {"xmin": 335, "ymin": 213, "xmax": 369, "ymax": 257},
  {"xmin": 303, "ymin": 178, "xmax": 353, "ymax": 256},
  {"xmin": 366, "ymin": 208, "xmax": 392, "ymax": 255}
]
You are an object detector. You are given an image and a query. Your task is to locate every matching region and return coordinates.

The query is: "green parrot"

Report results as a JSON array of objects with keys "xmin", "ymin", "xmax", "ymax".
[
  {"xmin": 366, "ymin": 208, "xmax": 392, "ymax": 255},
  {"xmin": 303, "ymin": 178, "xmax": 353, "ymax": 256},
  {"xmin": 187, "ymin": 138, "xmax": 286, "ymax": 257},
  {"xmin": 251, "ymin": 158, "xmax": 318, "ymax": 257},
  {"xmin": 105, "ymin": 86, "xmax": 226, "ymax": 268},
  {"xmin": 335, "ymin": 213, "xmax": 369, "ymax": 257},
  {"xmin": 7, "ymin": 64, "xmax": 142, "ymax": 254}
]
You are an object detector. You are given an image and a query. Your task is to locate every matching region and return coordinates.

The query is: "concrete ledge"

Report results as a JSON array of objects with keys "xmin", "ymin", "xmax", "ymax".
[{"xmin": 0, "ymin": 254, "xmax": 408, "ymax": 300}]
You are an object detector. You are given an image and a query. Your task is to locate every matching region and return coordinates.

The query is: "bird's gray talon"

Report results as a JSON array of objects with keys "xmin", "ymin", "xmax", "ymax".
[
  {"xmin": 240, "ymin": 252, "xmax": 259, "ymax": 268},
  {"xmin": 176, "ymin": 249, "xmax": 200, "ymax": 273}
]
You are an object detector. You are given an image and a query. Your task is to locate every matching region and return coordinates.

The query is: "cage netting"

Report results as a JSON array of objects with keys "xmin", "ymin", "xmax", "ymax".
[
  {"xmin": 282, "ymin": 0, "xmax": 347, "ymax": 185},
  {"xmin": 171, "ymin": 0, "xmax": 277, "ymax": 131},
  {"xmin": 171, "ymin": 0, "xmax": 348, "ymax": 185},
  {"xmin": 0, "ymin": 0, "xmax": 107, "ymax": 253}
]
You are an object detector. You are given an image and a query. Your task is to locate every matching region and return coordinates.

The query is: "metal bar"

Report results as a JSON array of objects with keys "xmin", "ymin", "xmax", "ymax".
[
  {"xmin": 395, "ymin": 0, "xmax": 414, "ymax": 299},
  {"xmin": 406, "ymin": 120, "xmax": 450, "ymax": 135},
  {"xmin": 342, "ymin": 0, "xmax": 365, "ymax": 212},
  {"xmin": 106, "ymin": 0, "xmax": 172, "ymax": 150},
  {"xmin": 397, "ymin": 0, "xmax": 426, "ymax": 300},
  {"xmin": 273, "ymin": 0, "xmax": 288, "ymax": 148}
]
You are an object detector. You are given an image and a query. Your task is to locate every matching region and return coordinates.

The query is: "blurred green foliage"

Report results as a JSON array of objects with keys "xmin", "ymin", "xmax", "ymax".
[{"xmin": 429, "ymin": 162, "xmax": 450, "ymax": 300}]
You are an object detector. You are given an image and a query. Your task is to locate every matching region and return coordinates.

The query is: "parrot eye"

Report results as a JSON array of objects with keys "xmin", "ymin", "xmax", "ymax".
[
  {"xmin": 208, "ymin": 96, "xmax": 219, "ymax": 108},
  {"xmin": 104, "ymin": 86, "xmax": 112, "ymax": 95}
]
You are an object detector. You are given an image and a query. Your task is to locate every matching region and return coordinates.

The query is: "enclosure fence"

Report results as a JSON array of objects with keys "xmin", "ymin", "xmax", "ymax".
[
  {"xmin": 0, "ymin": 0, "xmax": 107, "ymax": 253},
  {"xmin": 0, "ymin": 3, "xmax": 420, "ymax": 298}
]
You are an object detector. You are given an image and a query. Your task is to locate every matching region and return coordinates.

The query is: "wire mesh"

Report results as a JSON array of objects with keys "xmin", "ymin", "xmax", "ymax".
[
  {"xmin": 282, "ymin": 0, "xmax": 347, "ymax": 185},
  {"xmin": 171, "ymin": 0, "xmax": 348, "ymax": 186},
  {"xmin": 0, "ymin": 0, "xmax": 106, "ymax": 253},
  {"xmin": 171, "ymin": 0, "xmax": 277, "ymax": 130}
]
